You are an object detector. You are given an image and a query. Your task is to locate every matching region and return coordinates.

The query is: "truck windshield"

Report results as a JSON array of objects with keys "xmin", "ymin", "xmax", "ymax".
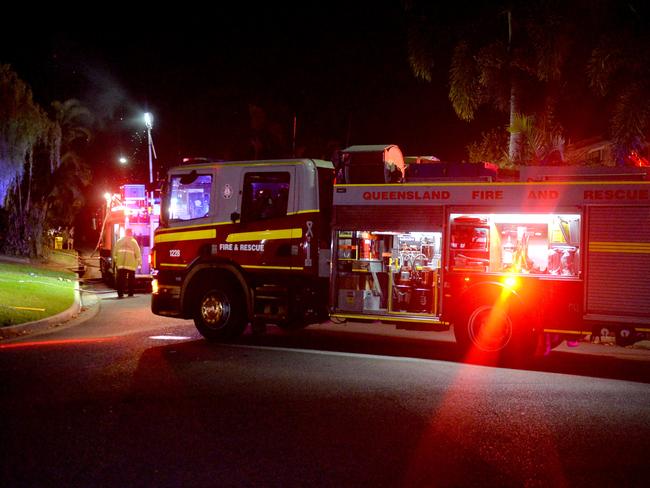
[{"xmin": 167, "ymin": 174, "xmax": 213, "ymax": 221}]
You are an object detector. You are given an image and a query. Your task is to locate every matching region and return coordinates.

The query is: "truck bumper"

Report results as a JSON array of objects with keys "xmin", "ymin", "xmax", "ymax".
[{"xmin": 151, "ymin": 283, "xmax": 183, "ymax": 318}]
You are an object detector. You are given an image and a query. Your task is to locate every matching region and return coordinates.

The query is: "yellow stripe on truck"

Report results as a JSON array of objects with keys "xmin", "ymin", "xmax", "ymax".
[
  {"xmin": 242, "ymin": 265, "xmax": 304, "ymax": 271},
  {"xmin": 154, "ymin": 229, "xmax": 216, "ymax": 244},
  {"xmin": 226, "ymin": 228, "xmax": 302, "ymax": 243},
  {"xmin": 589, "ymin": 241, "xmax": 650, "ymax": 254}
]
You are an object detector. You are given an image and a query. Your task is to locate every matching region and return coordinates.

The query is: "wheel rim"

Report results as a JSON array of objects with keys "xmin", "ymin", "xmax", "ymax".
[
  {"xmin": 467, "ymin": 305, "xmax": 513, "ymax": 352},
  {"xmin": 200, "ymin": 291, "xmax": 231, "ymax": 330}
]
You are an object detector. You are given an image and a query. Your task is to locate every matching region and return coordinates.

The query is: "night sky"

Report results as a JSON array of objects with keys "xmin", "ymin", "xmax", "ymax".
[{"xmin": 2, "ymin": 2, "xmax": 494, "ymax": 193}]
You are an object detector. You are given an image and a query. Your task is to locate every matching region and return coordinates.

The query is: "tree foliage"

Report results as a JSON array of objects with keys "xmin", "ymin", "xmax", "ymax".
[
  {"xmin": 508, "ymin": 113, "xmax": 565, "ymax": 165},
  {"xmin": 587, "ymin": 7, "xmax": 650, "ymax": 163},
  {"xmin": 405, "ymin": 1, "xmax": 650, "ymax": 165},
  {"xmin": 247, "ymin": 102, "xmax": 289, "ymax": 159},
  {"xmin": 467, "ymin": 128, "xmax": 509, "ymax": 167},
  {"xmin": 0, "ymin": 64, "xmax": 58, "ymax": 206},
  {"xmin": 406, "ymin": 1, "xmax": 575, "ymax": 163},
  {"xmin": 48, "ymin": 99, "xmax": 94, "ymax": 229},
  {"xmin": 0, "ymin": 65, "xmax": 93, "ymax": 257}
]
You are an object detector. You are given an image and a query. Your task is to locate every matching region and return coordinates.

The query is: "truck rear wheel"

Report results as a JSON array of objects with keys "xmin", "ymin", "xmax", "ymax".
[
  {"xmin": 194, "ymin": 285, "xmax": 247, "ymax": 341},
  {"xmin": 454, "ymin": 302, "xmax": 535, "ymax": 363},
  {"xmin": 456, "ymin": 304, "xmax": 514, "ymax": 353}
]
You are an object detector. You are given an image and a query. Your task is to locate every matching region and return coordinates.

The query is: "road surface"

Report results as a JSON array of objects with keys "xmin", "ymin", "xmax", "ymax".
[{"xmin": 1, "ymin": 284, "xmax": 649, "ymax": 487}]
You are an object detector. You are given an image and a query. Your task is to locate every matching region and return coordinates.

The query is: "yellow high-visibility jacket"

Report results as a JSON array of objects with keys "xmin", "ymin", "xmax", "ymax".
[{"xmin": 112, "ymin": 236, "xmax": 142, "ymax": 271}]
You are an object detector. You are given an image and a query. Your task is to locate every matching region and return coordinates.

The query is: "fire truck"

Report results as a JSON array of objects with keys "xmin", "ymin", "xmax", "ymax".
[
  {"xmin": 151, "ymin": 147, "xmax": 650, "ymax": 356},
  {"xmin": 99, "ymin": 183, "xmax": 159, "ymax": 288}
]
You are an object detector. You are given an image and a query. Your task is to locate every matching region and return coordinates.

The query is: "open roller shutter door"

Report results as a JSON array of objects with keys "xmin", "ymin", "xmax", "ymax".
[{"xmin": 586, "ymin": 206, "xmax": 650, "ymax": 318}]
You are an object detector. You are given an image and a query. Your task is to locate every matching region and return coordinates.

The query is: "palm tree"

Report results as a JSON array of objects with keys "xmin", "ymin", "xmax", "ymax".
[
  {"xmin": 587, "ymin": 4, "xmax": 650, "ymax": 164},
  {"xmin": 405, "ymin": 1, "xmax": 573, "ymax": 164},
  {"xmin": 508, "ymin": 113, "xmax": 565, "ymax": 165},
  {"xmin": 48, "ymin": 99, "xmax": 94, "ymax": 228}
]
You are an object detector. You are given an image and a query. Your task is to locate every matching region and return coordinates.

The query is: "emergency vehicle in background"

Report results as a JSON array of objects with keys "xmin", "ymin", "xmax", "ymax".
[
  {"xmin": 150, "ymin": 145, "xmax": 650, "ymax": 357},
  {"xmin": 99, "ymin": 183, "xmax": 158, "ymax": 288}
]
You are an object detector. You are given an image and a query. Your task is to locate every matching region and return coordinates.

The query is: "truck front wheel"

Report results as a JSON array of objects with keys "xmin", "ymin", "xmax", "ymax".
[{"xmin": 194, "ymin": 285, "xmax": 247, "ymax": 341}]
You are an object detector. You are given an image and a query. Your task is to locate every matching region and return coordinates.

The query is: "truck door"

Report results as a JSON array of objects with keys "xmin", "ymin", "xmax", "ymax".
[{"xmin": 230, "ymin": 166, "xmax": 298, "ymax": 271}]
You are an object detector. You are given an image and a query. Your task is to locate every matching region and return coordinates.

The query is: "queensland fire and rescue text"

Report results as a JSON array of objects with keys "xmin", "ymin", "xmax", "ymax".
[{"xmin": 151, "ymin": 150, "xmax": 650, "ymax": 357}]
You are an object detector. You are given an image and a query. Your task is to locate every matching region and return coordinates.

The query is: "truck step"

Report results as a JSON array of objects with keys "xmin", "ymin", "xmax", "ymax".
[
  {"xmin": 254, "ymin": 285, "xmax": 289, "ymax": 302},
  {"xmin": 254, "ymin": 313, "xmax": 288, "ymax": 321},
  {"xmin": 255, "ymin": 285, "xmax": 288, "ymax": 295}
]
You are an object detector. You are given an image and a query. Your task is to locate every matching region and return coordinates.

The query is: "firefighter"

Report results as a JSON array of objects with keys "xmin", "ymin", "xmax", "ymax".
[{"xmin": 112, "ymin": 228, "xmax": 141, "ymax": 298}]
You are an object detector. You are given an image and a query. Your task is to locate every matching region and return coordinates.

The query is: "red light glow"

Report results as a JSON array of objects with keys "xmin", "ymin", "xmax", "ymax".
[
  {"xmin": 503, "ymin": 275, "xmax": 519, "ymax": 289},
  {"xmin": 0, "ymin": 337, "xmax": 116, "ymax": 350},
  {"xmin": 629, "ymin": 150, "xmax": 650, "ymax": 167}
]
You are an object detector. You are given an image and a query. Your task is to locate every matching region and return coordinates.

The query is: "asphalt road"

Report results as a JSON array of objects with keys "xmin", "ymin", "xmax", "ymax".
[{"xmin": 1, "ymin": 285, "xmax": 649, "ymax": 487}]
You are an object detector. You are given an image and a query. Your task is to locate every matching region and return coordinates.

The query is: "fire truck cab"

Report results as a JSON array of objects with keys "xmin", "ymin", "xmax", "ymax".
[{"xmin": 151, "ymin": 158, "xmax": 334, "ymax": 340}]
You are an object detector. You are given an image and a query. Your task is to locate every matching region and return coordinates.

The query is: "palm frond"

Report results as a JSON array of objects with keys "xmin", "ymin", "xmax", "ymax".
[{"xmin": 449, "ymin": 41, "xmax": 482, "ymax": 121}]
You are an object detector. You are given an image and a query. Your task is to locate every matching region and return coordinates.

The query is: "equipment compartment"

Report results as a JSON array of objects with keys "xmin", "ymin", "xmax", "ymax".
[{"xmin": 333, "ymin": 230, "xmax": 442, "ymax": 317}]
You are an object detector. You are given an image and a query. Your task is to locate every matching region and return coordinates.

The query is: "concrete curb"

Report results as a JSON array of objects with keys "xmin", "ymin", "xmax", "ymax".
[{"xmin": 0, "ymin": 281, "xmax": 100, "ymax": 342}]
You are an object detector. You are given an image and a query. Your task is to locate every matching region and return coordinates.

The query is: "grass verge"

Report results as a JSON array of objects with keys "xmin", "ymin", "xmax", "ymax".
[{"xmin": 0, "ymin": 262, "xmax": 76, "ymax": 327}]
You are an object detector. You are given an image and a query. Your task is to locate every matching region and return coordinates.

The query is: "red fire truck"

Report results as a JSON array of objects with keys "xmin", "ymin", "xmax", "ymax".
[
  {"xmin": 99, "ymin": 183, "xmax": 159, "ymax": 288},
  {"xmin": 151, "ymin": 148, "xmax": 650, "ymax": 356}
]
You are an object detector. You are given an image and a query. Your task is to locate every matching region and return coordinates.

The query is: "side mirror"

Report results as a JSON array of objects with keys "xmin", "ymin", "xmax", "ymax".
[{"xmin": 230, "ymin": 211, "xmax": 240, "ymax": 223}]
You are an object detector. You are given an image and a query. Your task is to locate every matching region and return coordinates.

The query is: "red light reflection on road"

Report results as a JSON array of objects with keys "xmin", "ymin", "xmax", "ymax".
[
  {"xmin": 404, "ymin": 283, "xmax": 567, "ymax": 485},
  {"xmin": 0, "ymin": 337, "xmax": 117, "ymax": 350}
]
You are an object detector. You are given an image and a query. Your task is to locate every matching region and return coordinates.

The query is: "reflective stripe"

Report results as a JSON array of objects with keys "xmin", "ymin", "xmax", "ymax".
[
  {"xmin": 543, "ymin": 329, "xmax": 592, "ymax": 335},
  {"xmin": 181, "ymin": 161, "xmax": 306, "ymax": 170},
  {"xmin": 155, "ymin": 229, "xmax": 216, "ymax": 244},
  {"xmin": 330, "ymin": 313, "xmax": 447, "ymax": 325},
  {"xmin": 156, "ymin": 221, "xmax": 230, "ymax": 233},
  {"xmin": 589, "ymin": 241, "xmax": 650, "ymax": 254},
  {"xmin": 242, "ymin": 265, "xmax": 304, "ymax": 271},
  {"xmin": 227, "ymin": 228, "xmax": 302, "ymax": 243}
]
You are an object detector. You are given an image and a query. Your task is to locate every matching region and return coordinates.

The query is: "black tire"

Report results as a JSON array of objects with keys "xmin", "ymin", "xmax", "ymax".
[
  {"xmin": 194, "ymin": 284, "xmax": 247, "ymax": 341},
  {"xmin": 454, "ymin": 301, "xmax": 535, "ymax": 363}
]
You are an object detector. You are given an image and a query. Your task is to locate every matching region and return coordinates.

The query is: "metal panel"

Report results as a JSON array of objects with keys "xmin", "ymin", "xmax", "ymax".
[
  {"xmin": 334, "ymin": 205, "xmax": 444, "ymax": 232},
  {"xmin": 586, "ymin": 206, "xmax": 650, "ymax": 318}
]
